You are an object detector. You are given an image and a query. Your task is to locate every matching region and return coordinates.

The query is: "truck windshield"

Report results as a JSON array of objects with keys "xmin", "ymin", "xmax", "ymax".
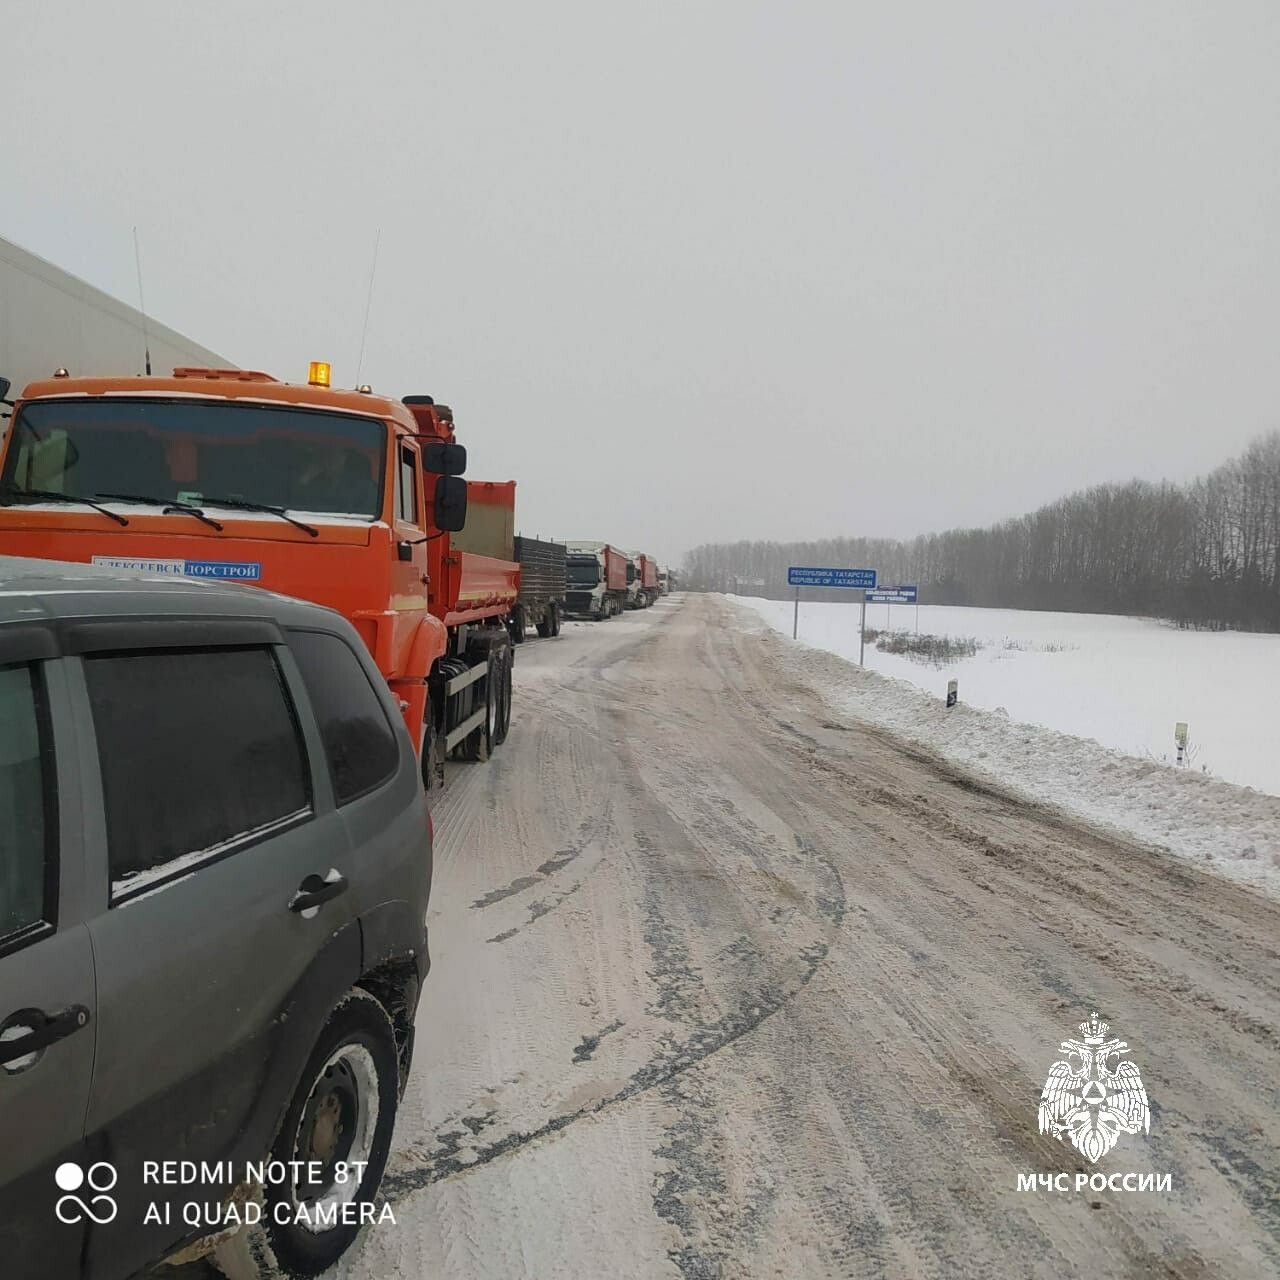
[
  {"xmin": 567, "ymin": 559, "xmax": 600, "ymax": 586},
  {"xmin": 1, "ymin": 399, "xmax": 385, "ymax": 520}
]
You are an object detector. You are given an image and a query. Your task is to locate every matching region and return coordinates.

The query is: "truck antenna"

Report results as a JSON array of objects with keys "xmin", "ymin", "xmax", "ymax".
[
  {"xmin": 132, "ymin": 226, "xmax": 152, "ymax": 375},
  {"xmin": 355, "ymin": 228, "xmax": 381, "ymax": 386}
]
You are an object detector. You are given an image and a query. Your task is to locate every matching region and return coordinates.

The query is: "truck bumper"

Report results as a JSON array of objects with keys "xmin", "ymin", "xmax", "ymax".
[{"xmin": 564, "ymin": 591, "xmax": 600, "ymax": 615}]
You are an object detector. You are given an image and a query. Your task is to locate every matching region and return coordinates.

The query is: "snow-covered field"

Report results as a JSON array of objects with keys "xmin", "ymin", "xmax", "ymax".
[{"xmin": 729, "ymin": 594, "xmax": 1280, "ymax": 896}]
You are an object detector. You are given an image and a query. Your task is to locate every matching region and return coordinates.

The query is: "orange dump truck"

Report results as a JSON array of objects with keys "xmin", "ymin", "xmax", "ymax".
[{"xmin": 0, "ymin": 365, "xmax": 518, "ymax": 786}]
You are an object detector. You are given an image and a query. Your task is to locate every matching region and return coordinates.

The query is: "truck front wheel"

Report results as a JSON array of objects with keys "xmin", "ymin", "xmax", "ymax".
[{"xmin": 421, "ymin": 715, "xmax": 444, "ymax": 792}]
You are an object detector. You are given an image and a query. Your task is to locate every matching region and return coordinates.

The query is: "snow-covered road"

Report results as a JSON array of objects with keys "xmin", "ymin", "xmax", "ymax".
[
  {"xmin": 323, "ymin": 593, "xmax": 1280, "ymax": 1279},
  {"xmin": 175, "ymin": 593, "xmax": 1280, "ymax": 1278}
]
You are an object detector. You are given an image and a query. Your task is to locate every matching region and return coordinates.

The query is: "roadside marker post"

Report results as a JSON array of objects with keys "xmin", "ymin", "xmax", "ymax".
[
  {"xmin": 946, "ymin": 679, "xmax": 958, "ymax": 708},
  {"xmin": 787, "ymin": 567, "xmax": 877, "ymax": 662},
  {"xmin": 1175, "ymin": 722, "xmax": 1189, "ymax": 766}
]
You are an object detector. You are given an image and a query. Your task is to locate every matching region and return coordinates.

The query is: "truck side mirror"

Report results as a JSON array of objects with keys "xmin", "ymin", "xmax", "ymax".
[
  {"xmin": 433, "ymin": 475, "xmax": 468, "ymax": 531},
  {"xmin": 0, "ymin": 376, "xmax": 11, "ymax": 404},
  {"xmin": 420, "ymin": 442, "xmax": 467, "ymax": 476}
]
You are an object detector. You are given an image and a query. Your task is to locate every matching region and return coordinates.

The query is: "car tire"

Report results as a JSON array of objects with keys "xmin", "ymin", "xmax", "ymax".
[
  {"xmin": 549, "ymin": 603, "xmax": 561, "ymax": 637},
  {"xmin": 509, "ymin": 606, "xmax": 525, "ymax": 645},
  {"xmin": 535, "ymin": 614, "xmax": 552, "ymax": 638},
  {"xmin": 258, "ymin": 989, "xmax": 400, "ymax": 1278}
]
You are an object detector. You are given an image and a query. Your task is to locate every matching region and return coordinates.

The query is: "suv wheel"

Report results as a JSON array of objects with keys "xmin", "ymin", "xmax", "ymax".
[{"xmin": 259, "ymin": 990, "xmax": 399, "ymax": 1277}]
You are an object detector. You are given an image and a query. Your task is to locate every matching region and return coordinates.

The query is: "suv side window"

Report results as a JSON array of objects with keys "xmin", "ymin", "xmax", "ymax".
[
  {"xmin": 287, "ymin": 630, "xmax": 400, "ymax": 805},
  {"xmin": 0, "ymin": 664, "xmax": 55, "ymax": 945},
  {"xmin": 83, "ymin": 647, "xmax": 311, "ymax": 901}
]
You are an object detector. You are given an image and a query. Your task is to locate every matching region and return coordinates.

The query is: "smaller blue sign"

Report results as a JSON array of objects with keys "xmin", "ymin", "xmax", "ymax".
[
  {"xmin": 866, "ymin": 585, "xmax": 918, "ymax": 604},
  {"xmin": 183, "ymin": 560, "xmax": 262, "ymax": 581},
  {"xmin": 787, "ymin": 566, "xmax": 877, "ymax": 589}
]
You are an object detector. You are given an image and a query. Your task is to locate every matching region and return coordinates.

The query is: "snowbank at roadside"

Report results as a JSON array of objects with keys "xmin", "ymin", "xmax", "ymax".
[
  {"xmin": 736, "ymin": 596, "xmax": 1280, "ymax": 795},
  {"xmin": 724, "ymin": 595, "xmax": 1280, "ymax": 899}
]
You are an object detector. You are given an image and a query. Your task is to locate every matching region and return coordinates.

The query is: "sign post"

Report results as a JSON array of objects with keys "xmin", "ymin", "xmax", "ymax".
[{"xmin": 787, "ymin": 567, "xmax": 877, "ymax": 662}]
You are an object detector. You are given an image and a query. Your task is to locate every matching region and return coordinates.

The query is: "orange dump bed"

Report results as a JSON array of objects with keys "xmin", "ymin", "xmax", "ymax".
[
  {"xmin": 436, "ymin": 480, "xmax": 520, "ymax": 627},
  {"xmin": 602, "ymin": 544, "xmax": 628, "ymax": 592}
]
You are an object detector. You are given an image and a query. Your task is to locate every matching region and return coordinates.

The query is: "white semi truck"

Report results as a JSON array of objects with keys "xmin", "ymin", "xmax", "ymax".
[{"xmin": 564, "ymin": 541, "xmax": 629, "ymax": 619}]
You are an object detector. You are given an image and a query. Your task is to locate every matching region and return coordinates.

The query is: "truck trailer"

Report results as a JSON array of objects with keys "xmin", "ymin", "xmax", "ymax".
[
  {"xmin": 564, "ymin": 541, "xmax": 628, "ymax": 618},
  {"xmin": 513, "ymin": 535, "xmax": 566, "ymax": 640},
  {"xmin": 0, "ymin": 363, "xmax": 517, "ymax": 790},
  {"xmin": 450, "ymin": 479, "xmax": 566, "ymax": 642},
  {"xmin": 0, "ymin": 236, "xmax": 228, "ymax": 402}
]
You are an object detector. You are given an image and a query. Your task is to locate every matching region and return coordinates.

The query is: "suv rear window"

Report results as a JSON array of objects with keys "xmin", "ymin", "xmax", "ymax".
[
  {"xmin": 287, "ymin": 630, "xmax": 400, "ymax": 804},
  {"xmin": 84, "ymin": 647, "xmax": 310, "ymax": 899},
  {"xmin": 0, "ymin": 664, "xmax": 55, "ymax": 942}
]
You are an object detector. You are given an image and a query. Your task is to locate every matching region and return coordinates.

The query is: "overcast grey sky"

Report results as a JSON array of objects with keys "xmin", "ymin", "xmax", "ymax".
[{"xmin": 4, "ymin": 2, "xmax": 1279, "ymax": 564}]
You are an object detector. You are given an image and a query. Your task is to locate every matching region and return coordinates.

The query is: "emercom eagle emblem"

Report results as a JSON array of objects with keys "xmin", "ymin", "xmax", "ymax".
[{"xmin": 1038, "ymin": 1012, "xmax": 1150, "ymax": 1163}]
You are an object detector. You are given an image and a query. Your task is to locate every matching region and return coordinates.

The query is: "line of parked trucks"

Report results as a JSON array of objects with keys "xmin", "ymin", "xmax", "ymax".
[{"xmin": 0, "ymin": 361, "xmax": 675, "ymax": 790}]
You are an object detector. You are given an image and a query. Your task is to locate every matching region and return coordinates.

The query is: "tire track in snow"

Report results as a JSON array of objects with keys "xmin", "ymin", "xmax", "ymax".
[{"xmin": 381, "ymin": 834, "xmax": 845, "ymax": 1199}]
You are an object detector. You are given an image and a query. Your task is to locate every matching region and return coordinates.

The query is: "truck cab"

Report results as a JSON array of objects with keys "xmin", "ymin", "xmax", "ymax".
[
  {"xmin": 0, "ymin": 365, "xmax": 469, "ymax": 758},
  {"xmin": 624, "ymin": 553, "xmax": 642, "ymax": 609},
  {"xmin": 564, "ymin": 541, "xmax": 627, "ymax": 619}
]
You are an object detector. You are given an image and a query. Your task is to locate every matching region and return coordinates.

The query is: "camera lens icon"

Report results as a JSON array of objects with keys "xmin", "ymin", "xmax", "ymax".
[{"xmin": 54, "ymin": 1161, "xmax": 118, "ymax": 1224}]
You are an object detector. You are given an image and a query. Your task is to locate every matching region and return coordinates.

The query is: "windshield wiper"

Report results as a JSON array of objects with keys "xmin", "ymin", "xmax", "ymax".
[
  {"xmin": 0, "ymin": 485, "xmax": 129, "ymax": 526},
  {"xmin": 95, "ymin": 492, "xmax": 224, "ymax": 532},
  {"xmin": 197, "ymin": 496, "xmax": 319, "ymax": 538}
]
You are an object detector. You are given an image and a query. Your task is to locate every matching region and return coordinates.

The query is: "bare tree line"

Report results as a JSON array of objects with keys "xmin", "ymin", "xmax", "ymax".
[{"xmin": 684, "ymin": 431, "xmax": 1280, "ymax": 631}]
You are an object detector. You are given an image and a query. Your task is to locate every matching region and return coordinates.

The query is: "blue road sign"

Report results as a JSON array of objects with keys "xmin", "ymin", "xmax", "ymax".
[
  {"xmin": 787, "ymin": 566, "xmax": 877, "ymax": 589},
  {"xmin": 866, "ymin": 585, "xmax": 918, "ymax": 604}
]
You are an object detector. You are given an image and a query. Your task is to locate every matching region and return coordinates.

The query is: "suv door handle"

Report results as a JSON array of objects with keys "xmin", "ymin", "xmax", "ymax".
[
  {"xmin": 0, "ymin": 1005, "xmax": 91, "ymax": 1070},
  {"xmin": 289, "ymin": 870, "xmax": 349, "ymax": 916}
]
